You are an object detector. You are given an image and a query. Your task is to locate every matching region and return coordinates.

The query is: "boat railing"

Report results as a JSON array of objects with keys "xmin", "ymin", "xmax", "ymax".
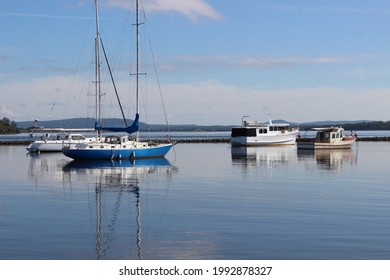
[{"xmin": 243, "ymin": 120, "xmax": 261, "ymax": 127}]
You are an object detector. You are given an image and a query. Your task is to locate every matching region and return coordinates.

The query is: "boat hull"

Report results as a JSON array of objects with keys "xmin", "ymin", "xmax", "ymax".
[
  {"xmin": 27, "ymin": 135, "xmax": 96, "ymax": 153},
  {"xmin": 297, "ymin": 138, "xmax": 356, "ymax": 150},
  {"xmin": 63, "ymin": 142, "xmax": 173, "ymax": 160},
  {"xmin": 231, "ymin": 131, "xmax": 299, "ymax": 146},
  {"xmin": 27, "ymin": 141, "xmax": 65, "ymax": 152}
]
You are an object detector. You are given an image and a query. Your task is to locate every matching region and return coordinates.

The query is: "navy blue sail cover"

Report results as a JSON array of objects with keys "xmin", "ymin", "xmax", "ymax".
[{"xmin": 95, "ymin": 113, "xmax": 139, "ymax": 134}]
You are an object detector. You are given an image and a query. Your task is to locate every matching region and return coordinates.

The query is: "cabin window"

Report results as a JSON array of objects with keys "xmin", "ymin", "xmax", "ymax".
[
  {"xmin": 231, "ymin": 128, "xmax": 257, "ymax": 137},
  {"xmin": 259, "ymin": 129, "xmax": 266, "ymax": 134},
  {"xmin": 71, "ymin": 135, "xmax": 86, "ymax": 140}
]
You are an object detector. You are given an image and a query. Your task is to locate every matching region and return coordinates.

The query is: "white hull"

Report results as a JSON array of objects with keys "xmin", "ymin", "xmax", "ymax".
[
  {"xmin": 27, "ymin": 135, "xmax": 96, "ymax": 152},
  {"xmin": 231, "ymin": 132, "xmax": 299, "ymax": 146},
  {"xmin": 231, "ymin": 117, "xmax": 300, "ymax": 147},
  {"xmin": 27, "ymin": 140, "xmax": 67, "ymax": 152}
]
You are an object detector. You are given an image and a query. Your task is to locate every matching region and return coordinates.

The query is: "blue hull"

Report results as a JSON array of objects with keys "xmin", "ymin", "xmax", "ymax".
[
  {"xmin": 63, "ymin": 157, "xmax": 171, "ymax": 169},
  {"xmin": 63, "ymin": 143, "xmax": 173, "ymax": 160}
]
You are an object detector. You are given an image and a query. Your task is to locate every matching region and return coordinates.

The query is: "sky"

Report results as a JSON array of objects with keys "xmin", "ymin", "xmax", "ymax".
[{"xmin": 1, "ymin": 0, "xmax": 390, "ymax": 126}]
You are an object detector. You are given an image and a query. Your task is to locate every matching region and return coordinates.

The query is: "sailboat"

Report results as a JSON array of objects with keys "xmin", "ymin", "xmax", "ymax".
[{"xmin": 63, "ymin": 0, "xmax": 173, "ymax": 160}]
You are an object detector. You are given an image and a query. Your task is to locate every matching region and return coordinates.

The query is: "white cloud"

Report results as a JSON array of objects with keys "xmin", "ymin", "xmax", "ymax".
[
  {"xmin": 257, "ymin": 4, "xmax": 390, "ymax": 15},
  {"xmin": 309, "ymin": 57, "xmax": 349, "ymax": 64},
  {"xmin": 344, "ymin": 68, "xmax": 390, "ymax": 79},
  {"xmin": 235, "ymin": 56, "xmax": 348, "ymax": 69},
  {"xmin": 1, "ymin": 12, "xmax": 91, "ymax": 20},
  {"xmin": 107, "ymin": 0, "xmax": 223, "ymax": 21},
  {"xmin": 160, "ymin": 54, "xmax": 351, "ymax": 73},
  {"xmin": 0, "ymin": 105, "xmax": 16, "ymax": 118},
  {"xmin": 159, "ymin": 82, "xmax": 390, "ymax": 124},
  {"xmin": 2, "ymin": 75, "xmax": 390, "ymax": 125}
]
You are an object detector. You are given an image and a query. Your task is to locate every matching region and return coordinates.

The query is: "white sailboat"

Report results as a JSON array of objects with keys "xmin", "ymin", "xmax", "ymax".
[{"xmin": 63, "ymin": 0, "xmax": 173, "ymax": 160}]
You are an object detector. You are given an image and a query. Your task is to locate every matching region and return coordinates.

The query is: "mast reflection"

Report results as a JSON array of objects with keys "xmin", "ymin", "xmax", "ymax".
[{"xmin": 63, "ymin": 158, "xmax": 174, "ymax": 260}]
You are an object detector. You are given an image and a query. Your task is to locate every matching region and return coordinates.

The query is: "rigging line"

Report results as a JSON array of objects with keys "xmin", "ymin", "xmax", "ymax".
[
  {"xmin": 141, "ymin": 4, "xmax": 176, "ymax": 159},
  {"xmin": 141, "ymin": 5, "xmax": 172, "ymax": 138},
  {"xmin": 64, "ymin": 14, "xmax": 94, "ymax": 121},
  {"xmin": 100, "ymin": 37, "xmax": 128, "ymax": 127}
]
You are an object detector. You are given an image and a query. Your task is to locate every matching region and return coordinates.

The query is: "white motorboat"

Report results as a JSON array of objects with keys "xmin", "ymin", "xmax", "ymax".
[
  {"xmin": 231, "ymin": 116, "xmax": 300, "ymax": 146},
  {"xmin": 27, "ymin": 128, "xmax": 95, "ymax": 152}
]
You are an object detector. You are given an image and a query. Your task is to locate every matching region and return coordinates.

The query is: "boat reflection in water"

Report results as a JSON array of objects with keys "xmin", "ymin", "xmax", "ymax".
[
  {"xmin": 27, "ymin": 152, "xmax": 70, "ymax": 186},
  {"xmin": 231, "ymin": 146, "xmax": 298, "ymax": 168},
  {"xmin": 231, "ymin": 146, "xmax": 357, "ymax": 173},
  {"xmin": 298, "ymin": 149, "xmax": 357, "ymax": 171},
  {"xmin": 62, "ymin": 158, "xmax": 175, "ymax": 260}
]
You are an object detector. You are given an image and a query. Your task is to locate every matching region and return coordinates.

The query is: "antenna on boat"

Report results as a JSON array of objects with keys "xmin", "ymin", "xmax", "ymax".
[
  {"xmin": 241, "ymin": 115, "xmax": 251, "ymax": 126},
  {"xmin": 268, "ymin": 114, "xmax": 273, "ymax": 125}
]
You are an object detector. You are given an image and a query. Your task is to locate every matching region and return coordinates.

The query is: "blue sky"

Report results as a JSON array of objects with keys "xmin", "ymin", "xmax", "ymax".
[{"xmin": 1, "ymin": 0, "xmax": 390, "ymax": 125}]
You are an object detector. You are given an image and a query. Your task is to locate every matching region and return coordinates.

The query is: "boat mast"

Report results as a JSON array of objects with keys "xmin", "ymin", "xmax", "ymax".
[
  {"xmin": 135, "ymin": 0, "xmax": 140, "ymax": 141},
  {"xmin": 94, "ymin": 0, "xmax": 102, "ymax": 139}
]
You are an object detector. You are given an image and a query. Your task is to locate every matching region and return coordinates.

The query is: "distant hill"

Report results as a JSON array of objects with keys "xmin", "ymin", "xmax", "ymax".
[
  {"xmin": 15, "ymin": 118, "xmax": 390, "ymax": 132},
  {"xmin": 296, "ymin": 120, "xmax": 372, "ymax": 127},
  {"xmin": 16, "ymin": 118, "xmax": 233, "ymax": 132}
]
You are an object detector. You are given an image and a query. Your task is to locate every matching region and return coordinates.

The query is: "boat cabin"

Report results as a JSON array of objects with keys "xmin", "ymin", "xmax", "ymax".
[
  {"xmin": 66, "ymin": 134, "xmax": 88, "ymax": 141},
  {"xmin": 231, "ymin": 124, "xmax": 289, "ymax": 137},
  {"xmin": 314, "ymin": 127, "xmax": 345, "ymax": 142}
]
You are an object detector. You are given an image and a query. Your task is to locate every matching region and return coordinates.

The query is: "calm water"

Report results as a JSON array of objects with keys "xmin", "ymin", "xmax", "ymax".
[{"xmin": 1, "ymin": 141, "xmax": 390, "ymax": 260}]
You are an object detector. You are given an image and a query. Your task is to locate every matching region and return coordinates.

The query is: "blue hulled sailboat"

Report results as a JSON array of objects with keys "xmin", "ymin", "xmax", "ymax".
[{"xmin": 63, "ymin": 0, "xmax": 173, "ymax": 160}]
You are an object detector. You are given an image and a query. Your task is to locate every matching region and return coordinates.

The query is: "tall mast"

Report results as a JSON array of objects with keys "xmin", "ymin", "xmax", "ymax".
[
  {"xmin": 94, "ymin": 0, "xmax": 102, "ymax": 139},
  {"xmin": 135, "ymin": 0, "xmax": 140, "ymax": 141}
]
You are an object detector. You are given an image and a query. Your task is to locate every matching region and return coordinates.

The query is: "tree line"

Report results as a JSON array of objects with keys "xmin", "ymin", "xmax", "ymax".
[
  {"xmin": 0, "ymin": 117, "xmax": 20, "ymax": 134},
  {"xmin": 334, "ymin": 121, "xmax": 390, "ymax": 131},
  {"xmin": 1, "ymin": 117, "xmax": 390, "ymax": 134}
]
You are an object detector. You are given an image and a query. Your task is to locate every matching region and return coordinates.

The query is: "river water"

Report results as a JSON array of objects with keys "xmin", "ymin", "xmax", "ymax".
[{"xmin": 1, "ymin": 138, "xmax": 390, "ymax": 259}]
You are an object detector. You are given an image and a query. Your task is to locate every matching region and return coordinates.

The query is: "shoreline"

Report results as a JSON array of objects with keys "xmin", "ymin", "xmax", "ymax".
[{"xmin": 1, "ymin": 137, "xmax": 390, "ymax": 146}]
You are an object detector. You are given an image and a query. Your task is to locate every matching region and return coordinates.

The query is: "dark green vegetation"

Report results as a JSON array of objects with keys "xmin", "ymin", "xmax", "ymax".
[
  {"xmin": 0, "ymin": 118, "xmax": 20, "ymax": 134},
  {"xmin": 339, "ymin": 121, "xmax": 390, "ymax": 131}
]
